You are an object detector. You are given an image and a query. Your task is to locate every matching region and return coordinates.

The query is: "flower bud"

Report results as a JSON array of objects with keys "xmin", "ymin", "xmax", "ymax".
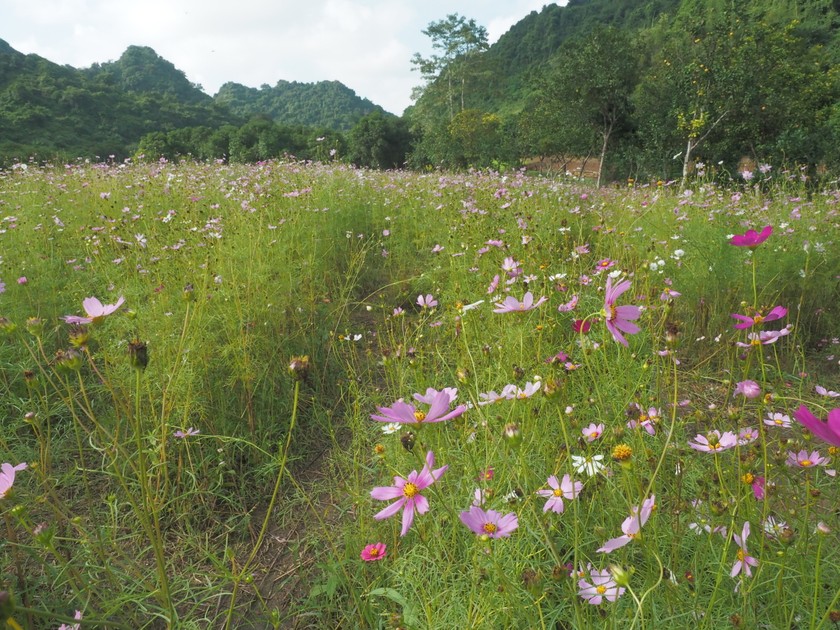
[
  {"xmin": 54, "ymin": 348, "xmax": 82, "ymax": 373},
  {"xmin": 288, "ymin": 355, "xmax": 310, "ymax": 381},
  {"xmin": 25, "ymin": 317, "xmax": 44, "ymax": 337},
  {"xmin": 503, "ymin": 423, "xmax": 521, "ymax": 448},
  {"xmin": 0, "ymin": 317, "xmax": 17, "ymax": 334},
  {"xmin": 128, "ymin": 339, "xmax": 148, "ymax": 370},
  {"xmin": 400, "ymin": 431, "xmax": 416, "ymax": 452},
  {"xmin": 609, "ymin": 564, "xmax": 633, "ymax": 588},
  {"xmin": 68, "ymin": 324, "xmax": 90, "ymax": 348}
]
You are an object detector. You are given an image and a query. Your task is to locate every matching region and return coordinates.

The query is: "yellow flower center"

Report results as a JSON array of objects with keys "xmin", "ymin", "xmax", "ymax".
[
  {"xmin": 553, "ymin": 488, "xmax": 563, "ymax": 497},
  {"xmin": 751, "ymin": 337, "xmax": 762, "ymax": 346},
  {"xmin": 483, "ymin": 523, "xmax": 498, "ymax": 535},
  {"xmin": 403, "ymin": 482, "xmax": 418, "ymax": 498},
  {"xmin": 800, "ymin": 459, "xmax": 813, "ymax": 467},
  {"xmin": 368, "ymin": 547, "xmax": 380, "ymax": 557},
  {"xmin": 596, "ymin": 585, "xmax": 607, "ymax": 594},
  {"xmin": 737, "ymin": 549, "xmax": 747, "ymax": 561},
  {"xmin": 753, "ymin": 315, "xmax": 764, "ymax": 324},
  {"xmin": 413, "ymin": 411, "xmax": 426, "ymax": 422}
]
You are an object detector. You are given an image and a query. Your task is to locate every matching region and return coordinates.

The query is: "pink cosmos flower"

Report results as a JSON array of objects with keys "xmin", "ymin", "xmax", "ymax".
[
  {"xmin": 360, "ymin": 542, "xmax": 387, "ymax": 562},
  {"xmin": 764, "ymin": 412, "xmax": 791, "ymax": 428},
  {"xmin": 578, "ymin": 568, "xmax": 625, "ymax": 604},
  {"xmin": 582, "ymin": 423, "xmax": 604, "ymax": 442},
  {"xmin": 785, "ymin": 449, "xmax": 828, "ymax": 468},
  {"xmin": 660, "ymin": 287, "xmax": 681, "ymax": 301},
  {"xmin": 370, "ymin": 390, "xmax": 467, "ymax": 425},
  {"xmin": 729, "ymin": 225, "xmax": 772, "ymax": 247},
  {"xmin": 736, "ymin": 328, "xmax": 791, "ymax": 347},
  {"xmin": 536, "ymin": 474, "xmax": 582, "ymax": 513},
  {"xmin": 63, "ymin": 296, "xmax": 125, "ymax": 324},
  {"xmin": 731, "ymin": 305, "xmax": 787, "ymax": 329},
  {"xmin": 459, "ymin": 505, "xmax": 518, "ymax": 538},
  {"xmin": 413, "ymin": 387, "xmax": 458, "ymax": 405},
  {"xmin": 417, "ymin": 294, "xmax": 438, "ymax": 309},
  {"xmin": 597, "ymin": 495, "xmax": 656, "ymax": 553},
  {"xmin": 603, "ymin": 277, "xmax": 641, "ymax": 346},
  {"xmin": 493, "ymin": 291, "xmax": 547, "ymax": 313},
  {"xmin": 731, "ymin": 522, "xmax": 758, "ymax": 582},
  {"xmin": 792, "ymin": 405, "xmax": 840, "ymax": 447},
  {"xmin": 573, "ymin": 319, "xmax": 592, "ymax": 333},
  {"xmin": 486, "ymin": 274, "xmax": 500, "ymax": 295},
  {"xmin": 688, "ymin": 430, "xmax": 738, "ymax": 452},
  {"xmin": 57, "ymin": 610, "xmax": 83, "ymax": 630},
  {"xmin": 370, "ymin": 451, "xmax": 447, "ymax": 536},
  {"xmin": 734, "ymin": 380, "xmax": 761, "ymax": 399},
  {"xmin": 738, "ymin": 427, "xmax": 759, "ymax": 445},
  {"xmin": 173, "ymin": 427, "xmax": 200, "ymax": 439},
  {"xmin": 816, "ymin": 385, "xmax": 840, "ymax": 398},
  {"xmin": 0, "ymin": 462, "xmax": 27, "ymax": 499},
  {"xmin": 557, "ymin": 295, "xmax": 578, "ymax": 312}
]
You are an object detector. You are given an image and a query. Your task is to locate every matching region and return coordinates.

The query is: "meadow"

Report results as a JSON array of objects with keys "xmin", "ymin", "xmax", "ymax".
[{"xmin": 0, "ymin": 158, "xmax": 839, "ymax": 629}]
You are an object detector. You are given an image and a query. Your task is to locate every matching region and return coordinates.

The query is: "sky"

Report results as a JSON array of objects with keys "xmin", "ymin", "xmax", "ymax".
[{"xmin": 2, "ymin": 1, "xmax": 564, "ymax": 115}]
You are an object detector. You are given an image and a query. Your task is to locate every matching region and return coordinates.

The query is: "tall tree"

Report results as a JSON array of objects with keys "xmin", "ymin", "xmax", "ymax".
[
  {"xmin": 411, "ymin": 14, "xmax": 490, "ymax": 121},
  {"xmin": 530, "ymin": 27, "xmax": 639, "ymax": 186}
]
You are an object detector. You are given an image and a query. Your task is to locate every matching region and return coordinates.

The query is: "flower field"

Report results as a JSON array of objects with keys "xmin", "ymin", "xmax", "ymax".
[{"xmin": 0, "ymin": 159, "xmax": 839, "ymax": 628}]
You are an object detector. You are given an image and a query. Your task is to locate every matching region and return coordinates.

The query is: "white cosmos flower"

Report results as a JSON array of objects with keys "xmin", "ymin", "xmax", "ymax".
[{"xmin": 571, "ymin": 454, "xmax": 606, "ymax": 477}]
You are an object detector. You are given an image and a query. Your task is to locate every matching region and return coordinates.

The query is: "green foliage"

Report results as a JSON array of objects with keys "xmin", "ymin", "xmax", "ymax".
[
  {"xmin": 214, "ymin": 79, "xmax": 383, "ymax": 130},
  {"xmin": 346, "ymin": 111, "xmax": 413, "ymax": 169}
]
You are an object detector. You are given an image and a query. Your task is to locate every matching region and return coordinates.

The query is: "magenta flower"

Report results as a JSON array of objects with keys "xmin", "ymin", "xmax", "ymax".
[
  {"xmin": 371, "ymin": 451, "xmax": 447, "ymax": 536},
  {"xmin": 731, "ymin": 305, "xmax": 787, "ymax": 329},
  {"xmin": 536, "ymin": 474, "xmax": 582, "ymax": 513},
  {"xmin": 731, "ymin": 522, "xmax": 758, "ymax": 581},
  {"xmin": 63, "ymin": 296, "xmax": 125, "ymax": 324},
  {"xmin": 578, "ymin": 568, "xmax": 625, "ymax": 604},
  {"xmin": 751, "ymin": 476, "xmax": 766, "ymax": 500},
  {"xmin": 582, "ymin": 423, "xmax": 604, "ymax": 442},
  {"xmin": 459, "ymin": 505, "xmax": 518, "ymax": 538},
  {"xmin": 573, "ymin": 319, "xmax": 592, "ymax": 333},
  {"xmin": 57, "ymin": 610, "xmax": 83, "ymax": 630},
  {"xmin": 371, "ymin": 390, "xmax": 467, "ymax": 425},
  {"xmin": 734, "ymin": 380, "xmax": 761, "ymax": 399},
  {"xmin": 492, "ymin": 291, "xmax": 547, "ymax": 313},
  {"xmin": 597, "ymin": 495, "xmax": 656, "ymax": 553},
  {"xmin": 360, "ymin": 542, "xmax": 387, "ymax": 562},
  {"xmin": 792, "ymin": 405, "xmax": 840, "ymax": 447},
  {"xmin": 729, "ymin": 225, "xmax": 772, "ymax": 247},
  {"xmin": 0, "ymin": 462, "xmax": 27, "ymax": 499},
  {"xmin": 417, "ymin": 294, "xmax": 438, "ymax": 309},
  {"xmin": 603, "ymin": 277, "xmax": 641, "ymax": 346},
  {"xmin": 688, "ymin": 430, "xmax": 738, "ymax": 452},
  {"xmin": 594, "ymin": 258, "xmax": 616, "ymax": 273},
  {"xmin": 785, "ymin": 449, "xmax": 828, "ymax": 468}
]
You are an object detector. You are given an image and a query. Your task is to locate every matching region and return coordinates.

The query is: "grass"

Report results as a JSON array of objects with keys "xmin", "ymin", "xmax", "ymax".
[{"xmin": 0, "ymin": 158, "xmax": 839, "ymax": 628}]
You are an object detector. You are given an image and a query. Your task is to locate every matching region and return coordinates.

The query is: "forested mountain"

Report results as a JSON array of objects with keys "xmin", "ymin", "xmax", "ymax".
[
  {"xmin": 0, "ymin": 41, "xmax": 386, "ymax": 161},
  {"xmin": 215, "ymin": 80, "xmax": 383, "ymax": 130}
]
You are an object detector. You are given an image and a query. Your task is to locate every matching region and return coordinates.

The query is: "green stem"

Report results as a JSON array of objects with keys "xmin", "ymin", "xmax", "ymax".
[{"xmin": 224, "ymin": 379, "xmax": 301, "ymax": 629}]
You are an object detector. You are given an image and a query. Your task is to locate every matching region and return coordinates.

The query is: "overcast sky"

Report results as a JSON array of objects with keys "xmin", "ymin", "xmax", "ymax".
[{"xmin": 2, "ymin": 1, "xmax": 564, "ymax": 115}]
